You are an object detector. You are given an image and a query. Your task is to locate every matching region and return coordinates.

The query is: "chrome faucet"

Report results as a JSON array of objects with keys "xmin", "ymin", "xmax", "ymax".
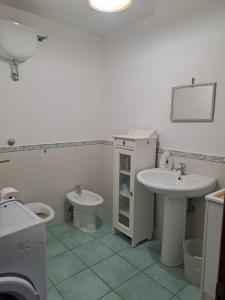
[
  {"xmin": 74, "ymin": 184, "xmax": 82, "ymax": 196},
  {"xmin": 175, "ymin": 163, "xmax": 187, "ymax": 176}
]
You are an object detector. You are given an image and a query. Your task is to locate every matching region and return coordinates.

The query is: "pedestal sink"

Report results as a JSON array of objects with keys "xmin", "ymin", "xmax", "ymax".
[{"xmin": 137, "ymin": 168, "xmax": 216, "ymax": 267}]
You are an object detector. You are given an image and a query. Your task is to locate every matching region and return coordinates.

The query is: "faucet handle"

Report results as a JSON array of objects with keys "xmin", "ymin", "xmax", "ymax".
[
  {"xmin": 75, "ymin": 184, "xmax": 83, "ymax": 191},
  {"xmin": 177, "ymin": 162, "xmax": 187, "ymax": 175},
  {"xmin": 74, "ymin": 184, "xmax": 83, "ymax": 195}
]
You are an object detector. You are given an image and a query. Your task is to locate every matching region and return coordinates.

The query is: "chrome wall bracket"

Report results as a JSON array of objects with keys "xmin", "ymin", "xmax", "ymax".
[{"xmin": 37, "ymin": 35, "xmax": 48, "ymax": 42}]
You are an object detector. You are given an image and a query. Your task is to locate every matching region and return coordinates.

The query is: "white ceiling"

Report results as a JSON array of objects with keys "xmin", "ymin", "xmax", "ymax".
[
  {"xmin": 0, "ymin": 0, "xmax": 212, "ymax": 35},
  {"xmin": 0, "ymin": 0, "xmax": 157, "ymax": 35}
]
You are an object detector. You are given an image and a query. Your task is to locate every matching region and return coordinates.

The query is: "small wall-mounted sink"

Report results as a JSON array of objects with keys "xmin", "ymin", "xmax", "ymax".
[{"xmin": 137, "ymin": 168, "xmax": 216, "ymax": 267}]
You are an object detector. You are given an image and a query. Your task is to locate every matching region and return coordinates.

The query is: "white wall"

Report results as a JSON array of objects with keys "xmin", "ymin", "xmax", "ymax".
[
  {"xmin": 0, "ymin": 4, "xmax": 104, "ymax": 221},
  {"xmin": 0, "ymin": 4, "xmax": 103, "ymax": 146},
  {"xmin": 0, "ymin": 145, "xmax": 104, "ymax": 221},
  {"xmin": 102, "ymin": 1, "xmax": 225, "ymax": 239},
  {"xmin": 103, "ymin": 1, "xmax": 225, "ymax": 156}
]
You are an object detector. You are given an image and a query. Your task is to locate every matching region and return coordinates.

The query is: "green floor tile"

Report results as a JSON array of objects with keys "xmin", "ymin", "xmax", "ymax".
[
  {"xmin": 99, "ymin": 233, "xmax": 130, "ymax": 253},
  {"xmin": 147, "ymin": 239, "xmax": 162, "ymax": 254},
  {"xmin": 47, "ymin": 251, "xmax": 86, "ymax": 284},
  {"xmin": 46, "ymin": 237, "xmax": 68, "ymax": 259},
  {"xmin": 116, "ymin": 273, "xmax": 172, "ymax": 300},
  {"xmin": 91, "ymin": 254, "xmax": 139, "ymax": 289},
  {"xmin": 47, "ymin": 222, "xmax": 73, "ymax": 236},
  {"xmin": 96, "ymin": 207, "xmax": 106, "ymax": 218},
  {"xmin": 103, "ymin": 217, "xmax": 113, "ymax": 226},
  {"xmin": 101, "ymin": 291, "xmax": 122, "ymax": 300},
  {"xmin": 44, "ymin": 210, "xmax": 192, "ymax": 300},
  {"xmin": 99, "ymin": 213, "xmax": 112, "ymax": 226},
  {"xmin": 57, "ymin": 229, "xmax": 94, "ymax": 249},
  {"xmin": 72, "ymin": 240, "xmax": 114, "ymax": 267},
  {"xmin": 46, "ymin": 230, "xmax": 53, "ymax": 240},
  {"xmin": 91, "ymin": 222, "xmax": 113, "ymax": 239},
  {"xmin": 144, "ymin": 262, "xmax": 188, "ymax": 294},
  {"xmin": 48, "ymin": 287, "xmax": 64, "ymax": 300},
  {"xmin": 46, "ymin": 221, "xmax": 56, "ymax": 230},
  {"xmin": 56, "ymin": 269, "xmax": 111, "ymax": 300},
  {"xmin": 176, "ymin": 284, "xmax": 200, "ymax": 300},
  {"xmin": 119, "ymin": 241, "xmax": 160, "ymax": 270},
  {"xmin": 47, "ymin": 278, "xmax": 52, "ymax": 289}
]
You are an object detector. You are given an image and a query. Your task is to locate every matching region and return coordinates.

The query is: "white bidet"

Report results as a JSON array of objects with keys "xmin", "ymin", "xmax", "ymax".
[{"xmin": 66, "ymin": 190, "xmax": 104, "ymax": 233}]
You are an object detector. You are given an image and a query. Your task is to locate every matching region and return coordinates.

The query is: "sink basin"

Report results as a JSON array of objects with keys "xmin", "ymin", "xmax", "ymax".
[
  {"xmin": 137, "ymin": 168, "xmax": 216, "ymax": 267},
  {"xmin": 137, "ymin": 168, "xmax": 216, "ymax": 198}
]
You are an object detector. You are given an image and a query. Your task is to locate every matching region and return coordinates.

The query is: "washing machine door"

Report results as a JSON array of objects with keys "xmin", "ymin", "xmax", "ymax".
[{"xmin": 0, "ymin": 276, "xmax": 39, "ymax": 300}]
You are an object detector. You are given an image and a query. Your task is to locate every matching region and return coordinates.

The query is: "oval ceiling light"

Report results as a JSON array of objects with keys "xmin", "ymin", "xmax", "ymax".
[{"xmin": 88, "ymin": 0, "xmax": 132, "ymax": 12}]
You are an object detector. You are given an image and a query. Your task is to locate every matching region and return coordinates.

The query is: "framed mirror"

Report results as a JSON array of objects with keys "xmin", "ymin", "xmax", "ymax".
[{"xmin": 171, "ymin": 82, "xmax": 217, "ymax": 122}]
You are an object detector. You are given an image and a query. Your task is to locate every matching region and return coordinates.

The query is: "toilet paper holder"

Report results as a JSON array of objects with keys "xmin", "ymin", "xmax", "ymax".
[{"xmin": 1, "ymin": 187, "xmax": 21, "ymax": 201}]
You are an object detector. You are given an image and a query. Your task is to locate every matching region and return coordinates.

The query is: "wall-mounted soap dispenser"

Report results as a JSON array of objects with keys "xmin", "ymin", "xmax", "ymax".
[{"xmin": 160, "ymin": 150, "xmax": 174, "ymax": 170}]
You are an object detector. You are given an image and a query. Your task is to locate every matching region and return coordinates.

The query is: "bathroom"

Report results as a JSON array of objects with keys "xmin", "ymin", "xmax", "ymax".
[{"xmin": 0, "ymin": 0, "xmax": 225, "ymax": 299}]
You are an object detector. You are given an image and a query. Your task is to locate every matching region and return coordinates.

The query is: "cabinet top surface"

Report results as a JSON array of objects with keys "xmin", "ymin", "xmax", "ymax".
[
  {"xmin": 113, "ymin": 134, "xmax": 157, "ymax": 140},
  {"xmin": 206, "ymin": 188, "xmax": 225, "ymax": 205}
]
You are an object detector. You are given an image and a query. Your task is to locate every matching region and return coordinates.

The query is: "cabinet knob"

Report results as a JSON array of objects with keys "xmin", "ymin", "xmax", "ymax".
[
  {"xmin": 123, "ymin": 140, "xmax": 125, "ymax": 146},
  {"xmin": 130, "ymin": 192, "xmax": 133, "ymax": 197}
]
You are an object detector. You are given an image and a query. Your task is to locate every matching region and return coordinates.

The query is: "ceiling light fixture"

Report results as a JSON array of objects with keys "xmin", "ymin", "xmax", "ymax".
[{"xmin": 88, "ymin": 0, "xmax": 132, "ymax": 13}]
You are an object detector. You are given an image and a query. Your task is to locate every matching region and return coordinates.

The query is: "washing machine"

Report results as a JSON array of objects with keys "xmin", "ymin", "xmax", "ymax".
[{"xmin": 0, "ymin": 201, "xmax": 47, "ymax": 300}]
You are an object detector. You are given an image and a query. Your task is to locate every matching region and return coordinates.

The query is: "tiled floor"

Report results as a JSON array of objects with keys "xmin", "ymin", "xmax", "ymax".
[{"xmin": 46, "ymin": 210, "xmax": 200, "ymax": 300}]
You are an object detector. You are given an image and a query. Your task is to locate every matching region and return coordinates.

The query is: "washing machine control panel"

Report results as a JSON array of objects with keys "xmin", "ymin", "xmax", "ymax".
[{"xmin": 17, "ymin": 240, "xmax": 45, "ymax": 253}]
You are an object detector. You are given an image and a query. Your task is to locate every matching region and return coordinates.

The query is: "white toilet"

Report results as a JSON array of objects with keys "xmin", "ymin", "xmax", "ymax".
[
  {"xmin": 66, "ymin": 190, "xmax": 104, "ymax": 233},
  {"xmin": 0, "ymin": 187, "xmax": 55, "ymax": 224},
  {"xmin": 25, "ymin": 202, "xmax": 55, "ymax": 223}
]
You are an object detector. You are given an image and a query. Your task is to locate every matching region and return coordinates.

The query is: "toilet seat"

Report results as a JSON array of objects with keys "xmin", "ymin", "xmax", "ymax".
[{"xmin": 25, "ymin": 202, "xmax": 55, "ymax": 223}]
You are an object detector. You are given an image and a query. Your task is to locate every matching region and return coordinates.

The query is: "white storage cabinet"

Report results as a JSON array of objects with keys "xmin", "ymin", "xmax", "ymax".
[{"xmin": 113, "ymin": 135, "xmax": 157, "ymax": 247}]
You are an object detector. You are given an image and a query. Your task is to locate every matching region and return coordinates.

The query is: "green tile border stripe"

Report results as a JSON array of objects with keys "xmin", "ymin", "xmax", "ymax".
[
  {"xmin": 0, "ymin": 140, "xmax": 224, "ymax": 164},
  {"xmin": 102, "ymin": 140, "xmax": 114, "ymax": 147},
  {"xmin": 104, "ymin": 140, "xmax": 225, "ymax": 163},
  {"xmin": 158, "ymin": 148, "xmax": 225, "ymax": 164},
  {"xmin": 0, "ymin": 140, "xmax": 103, "ymax": 154}
]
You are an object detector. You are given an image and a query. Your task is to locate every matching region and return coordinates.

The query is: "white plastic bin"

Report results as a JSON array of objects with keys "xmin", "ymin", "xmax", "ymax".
[{"xmin": 183, "ymin": 239, "xmax": 203, "ymax": 286}]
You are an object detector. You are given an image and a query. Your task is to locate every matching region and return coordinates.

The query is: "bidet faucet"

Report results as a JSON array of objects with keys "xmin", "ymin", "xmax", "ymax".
[
  {"xmin": 175, "ymin": 163, "xmax": 187, "ymax": 176},
  {"xmin": 74, "ymin": 184, "xmax": 82, "ymax": 196}
]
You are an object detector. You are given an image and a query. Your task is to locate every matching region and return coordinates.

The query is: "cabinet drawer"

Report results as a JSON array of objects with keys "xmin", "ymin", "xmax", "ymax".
[{"xmin": 115, "ymin": 138, "xmax": 134, "ymax": 149}]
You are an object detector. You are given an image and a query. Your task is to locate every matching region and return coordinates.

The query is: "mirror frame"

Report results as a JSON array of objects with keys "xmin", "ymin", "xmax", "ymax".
[{"xmin": 171, "ymin": 82, "xmax": 217, "ymax": 123}]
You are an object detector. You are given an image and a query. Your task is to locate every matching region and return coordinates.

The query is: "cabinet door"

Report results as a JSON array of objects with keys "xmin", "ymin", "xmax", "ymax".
[
  {"xmin": 113, "ymin": 148, "xmax": 134, "ymax": 237},
  {"xmin": 202, "ymin": 202, "xmax": 223, "ymax": 299}
]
